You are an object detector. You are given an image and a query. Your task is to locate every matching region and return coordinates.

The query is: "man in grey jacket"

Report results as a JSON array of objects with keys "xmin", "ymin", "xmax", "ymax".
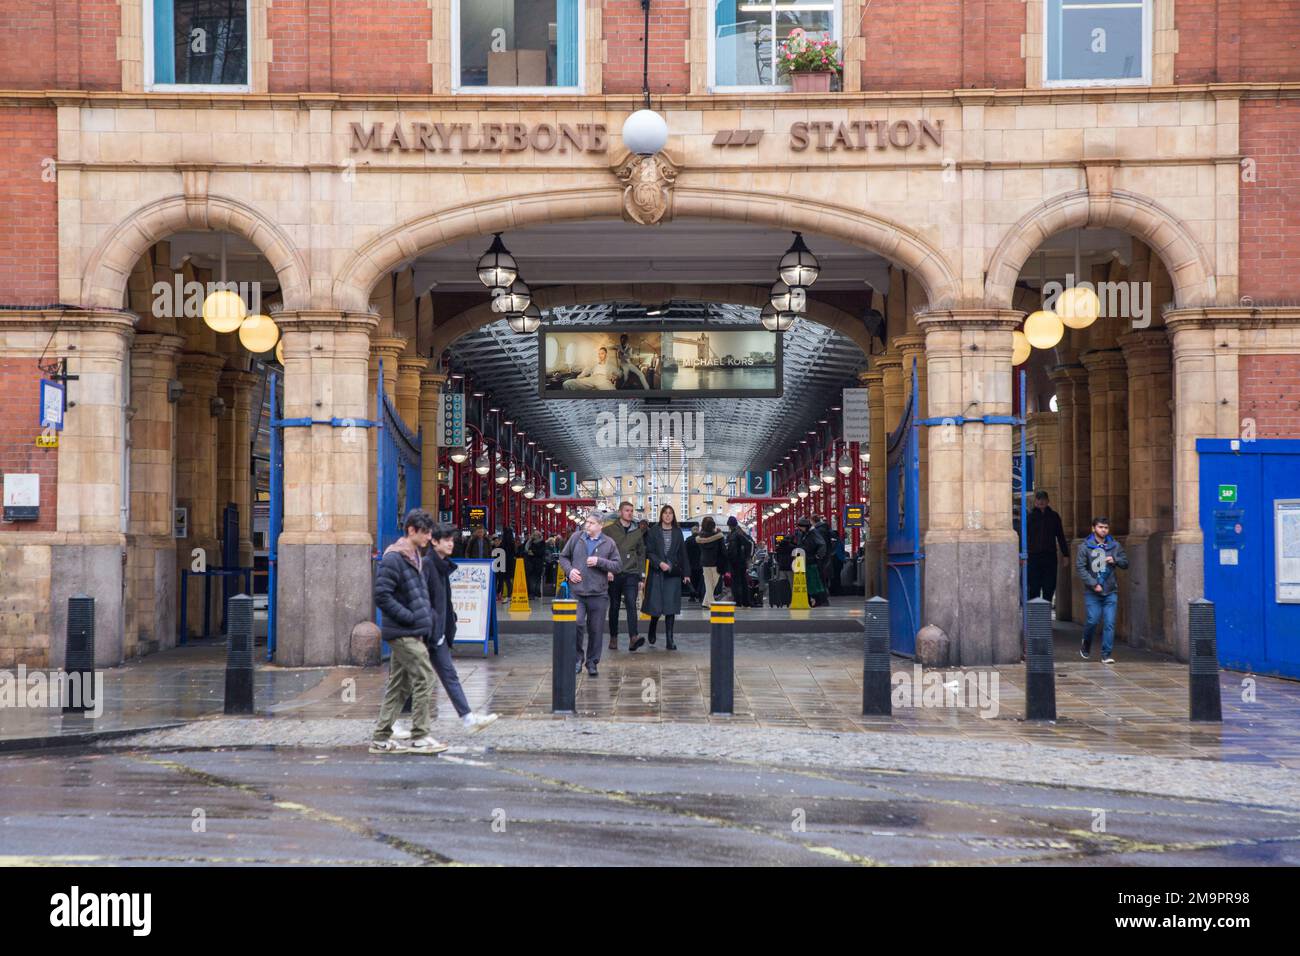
[
  {"xmin": 1075, "ymin": 516, "xmax": 1129, "ymax": 664},
  {"xmin": 559, "ymin": 512, "xmax": 622, "ymax": 676}
]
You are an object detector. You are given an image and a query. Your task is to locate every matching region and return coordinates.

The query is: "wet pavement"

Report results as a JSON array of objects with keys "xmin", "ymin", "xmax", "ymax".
[
  {"xmin": 2, "ymin": 745, "xmax": 1297, "ymax": 865},
  {"xmin": 5, "ymin": 625, "xmax": 1300, "ymax": 769}
]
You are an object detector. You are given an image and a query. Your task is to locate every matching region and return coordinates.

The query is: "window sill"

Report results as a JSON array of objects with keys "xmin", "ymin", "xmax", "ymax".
[{"xmin": 145, "ymin": 84, "xmax": 253, "ymax": 94}]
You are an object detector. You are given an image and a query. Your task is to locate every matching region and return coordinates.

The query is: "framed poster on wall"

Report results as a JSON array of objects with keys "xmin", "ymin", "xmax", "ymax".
[{"xmin": 1276, "ymin": 499, "xmax": 1300, "ymax": 603}]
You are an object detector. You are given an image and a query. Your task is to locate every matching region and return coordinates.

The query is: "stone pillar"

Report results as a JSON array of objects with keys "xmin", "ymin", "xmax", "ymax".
[
  {"xmin": 1026, "ymin": 412, "xmax": 1060, "ymax": 502},
  {"xmin": 175, "ymin": 351, "xmax": 225, "ymax": 639},
  {"xmin": 367, "ymin": 336, "xmax": 407, "ymax": 546},
  {"xmin": 275, "ymin": 311, "xmax": 378, "ymax": 666},
  {"xmin": 1, "ymin": 312, "xmax": 135, "ymax": 665},
  {"xmin": 127, "ymin": 332, "xmax": 185, "ymax": 657},
  {"xmin": 217, "ymin": 368, "xmax": 261, "ymax": 570},
  {"xmin": 1080, "ymin": 349, "xmax": 1130, "ymax": 534},
  {"xmin": 1047, "ymin": 366, "xmax": 1076, "ymax": 622},
  {"xmin": 1061, "ymin": 363, "xmax": 1093, "ymax": 619},
  {"xmin": 1166, "ymin": 310, "xmax": 1241, "ymax": 661},
  {"xmin": 420, "ymin": 370, "xmax": 448, "ymax": 516},
  {"xmin": 396, "ymin": 355, "xmax": 427, "ymax": 432},
  {"xmin": 1120, "ymin": 328, "xmax": 1175, "ymax": 653},
  {"xmin": 874, "ymin": 353, "xmax": 903, "ymax": 599},
  {"xmin": 895, "ymin": 332, "xmax": 928, "ymax": 534},
  {"xmin": 858, "ymin": 369, "xmax": 885, "ymax": 596},
  {"xmin": 921, "ymin": 310, "xmax": 1023, "ymax": 665}
]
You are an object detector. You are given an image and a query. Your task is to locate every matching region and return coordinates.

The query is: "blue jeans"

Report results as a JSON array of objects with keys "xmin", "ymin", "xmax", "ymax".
[{"xmin": 1083, "ymin": 590, "xmax": 1118, "ymax": 657}]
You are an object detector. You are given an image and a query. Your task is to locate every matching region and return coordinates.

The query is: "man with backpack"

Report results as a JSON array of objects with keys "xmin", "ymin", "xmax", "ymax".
[{"xmin": 724, "ymin": 516, "xmax": 754, "ymax": 607}]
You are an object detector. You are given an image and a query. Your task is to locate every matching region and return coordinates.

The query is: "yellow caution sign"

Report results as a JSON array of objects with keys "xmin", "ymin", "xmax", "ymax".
[
  {"xmin": 638, "ymin": 559, "xmax": 651, "ymax": 620},
  {"xmin": 790, "ymin": 568, "xmax": 811, "ymax": 610},
  {"xmin": 509, "ymin": 556, "xmax": 530, "ymax": 612},
  {"xmin": 555, "ymin": 562, "xmax": 564, "ymax": 595}
]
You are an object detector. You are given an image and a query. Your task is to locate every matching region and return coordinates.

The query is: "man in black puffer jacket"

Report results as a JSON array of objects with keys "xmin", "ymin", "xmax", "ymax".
[{"xmin": 370, "ymin": 509, "xmax": 445, "ymax": 755}]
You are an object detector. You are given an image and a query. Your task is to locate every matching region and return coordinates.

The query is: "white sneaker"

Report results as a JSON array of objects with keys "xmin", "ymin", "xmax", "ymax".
[
  {"xmin": 1102, "ymin": 655, "xmax": 1115, "ymax": 665},
  {"xmin": 406, "ymin": 736, "xmax": 449, "ymax": 755},
  {"xmin": 392, "ymin": 717, "xmax": 413, "ymax": 739},
  {"xmin": 463, "ymin": 711, "xmax": 499, "ymax": 734}
]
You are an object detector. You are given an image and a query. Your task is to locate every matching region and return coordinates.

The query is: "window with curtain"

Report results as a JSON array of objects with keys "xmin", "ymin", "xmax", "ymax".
[
  {"xmin": 713, "ymin": 0, "xmax": 836, "ymax": 89},
  {"xmin": 149, "ymin": 0, "xmax": 249, "ymax": 87},
  {"xmin": 457, "ymin": 0, "xmax": 580, "ymax": 89},
  {"xmin": 1045, "ymin": 0, "xmax": 1149, "ymax": 84}
]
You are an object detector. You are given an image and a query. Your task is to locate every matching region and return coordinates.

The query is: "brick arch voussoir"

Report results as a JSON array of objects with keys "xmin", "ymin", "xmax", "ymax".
[
  {"xmin": 984, "ymin": 189, "xmax": 1216, "ymax": 310},
  {"xmin": 81, "ymin": 194, "xmax": 312, "ymax": 311}
]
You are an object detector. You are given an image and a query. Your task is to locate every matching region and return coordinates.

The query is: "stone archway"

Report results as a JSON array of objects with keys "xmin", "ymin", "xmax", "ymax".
[
  {"xmin": 429, "ymin": 282, "xmax": 876, "ymax": 357},
  {"xmin": 333, "ymin": 185, "xmax": 961, "ymax": 316},
  {"xmin": 80, "ymin": 192, "xmax": 312, "ymax": 311},
  {"xmin": 983, "ymin": 186, "xmax": 1218, "ymax": 309}
]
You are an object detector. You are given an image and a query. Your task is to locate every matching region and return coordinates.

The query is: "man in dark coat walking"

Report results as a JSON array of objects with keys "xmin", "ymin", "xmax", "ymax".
[
  {"xmin": 371, "ymin": 509, "xmax": 444, "ymax": 755},
  {"xmin": 1027, "ymin": 490, "xmax": 1070, "ymax": 604}
]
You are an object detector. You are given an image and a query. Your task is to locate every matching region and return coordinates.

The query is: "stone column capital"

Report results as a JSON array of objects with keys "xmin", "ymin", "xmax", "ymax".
[
  {"xmin": 398, "ymin": 355, "xmax": 429, "ymax": 375},
  {"xmin": 873, "ymin": 353, "xmax": 903, "ymax": 373},
  {"xmin": 857, "ymin": 370, "xmax": 884, "ymax": 388},
  {"xmin": 894, "ymin": 333, "xmax": 926, "ymax": 353},
  {"xmin": 273, "ymin": 310, "xmax": 380, "ymax": 335},
  {"xmin": 420, "ymin": 369, "xmax": 449, "ymax": 389},
  {"xmin": 917, "ymin": 309, "xmax": 1025, "ymax": 333},
  {"xmin": 1118, "ymin": 328, "xmax": 1173, "ymax": 364},
  {"xmin": 218, "ymin": 368, "xmax": 262, "ymax": 393},
  {"xmin": 0, "ymin": 308, "xmax": 136, "ymax": 338},
  {"xmin": 176, "ymin": 350, "xmax": 227, "ymax": 384},
  {"xmin": 132, "ymin": 332, "xmax": 187, "ymax": 358},
  {"xmin": 1080, "ymin": 347, "xmax": 1128, "ymax": 377}
]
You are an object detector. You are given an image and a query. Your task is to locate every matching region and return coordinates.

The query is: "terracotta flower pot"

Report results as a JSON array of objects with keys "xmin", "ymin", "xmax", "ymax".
[{"xmin": 790, "ymin": 71, "xmax": 835, "ymax": 93}]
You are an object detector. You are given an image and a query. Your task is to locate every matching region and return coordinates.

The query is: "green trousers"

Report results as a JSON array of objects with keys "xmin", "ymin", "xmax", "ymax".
[{"xmin": 374, "ymin": 636, "xmax": 434, "ymax": 741}]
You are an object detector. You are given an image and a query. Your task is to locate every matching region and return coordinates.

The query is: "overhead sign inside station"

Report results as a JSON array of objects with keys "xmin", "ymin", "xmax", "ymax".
[
  {"xmin": 439, "ymin": 392, "xmax": 465, "ymax": 449},
  {"xmin": 842, "ymin": 387, "xmax": 870, "ymax": 443}
]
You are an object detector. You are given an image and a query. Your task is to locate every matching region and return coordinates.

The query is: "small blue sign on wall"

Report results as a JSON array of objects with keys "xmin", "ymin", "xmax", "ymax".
[{"xmin": 40, "ymin": 380, "xmax": 64, "ymax": 430}]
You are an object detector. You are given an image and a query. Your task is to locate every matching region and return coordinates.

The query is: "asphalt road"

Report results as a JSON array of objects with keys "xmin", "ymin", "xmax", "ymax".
[{"xmin": 2, "ymin": 746, "xmax": 1298, "ymax": 866}]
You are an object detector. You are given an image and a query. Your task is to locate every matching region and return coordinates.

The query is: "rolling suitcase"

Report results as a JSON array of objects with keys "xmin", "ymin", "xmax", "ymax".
[{"xmin": 768, "ymin": 577, "xmax": 791, "ymax": 608}]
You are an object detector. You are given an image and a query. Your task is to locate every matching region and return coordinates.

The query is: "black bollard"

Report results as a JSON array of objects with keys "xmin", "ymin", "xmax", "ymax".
[
  {"xmin": 1188, "ymin": 598, "xmax": 1223, "ymax": 722},
  {"xmin": 1024, "ymin": 597, "xmax": 1056, "ymax": 721},
  {"xmin": 224, "ymin": 594, "xmax": 255, "ymax": 715},
  {"xmin": 710, "ymin": 601, "xmax": 735, "ymax": 716},
  {"xmin": 63, "ymin": 594, "xmax": 96, "ymax": 714},
  {"xmin": 862, "ymin": 596, "xmax": 891, "ymax": 716},
  {"xmin": 551, "ymin": 598, "xmax": 576, "ymax": 714}
]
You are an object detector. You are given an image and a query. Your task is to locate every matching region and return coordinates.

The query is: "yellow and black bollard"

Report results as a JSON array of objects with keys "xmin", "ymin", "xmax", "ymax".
[
  {"xmin": 552, "ymin": 598, "xmax": 577, "ymax": 714},
  {"xmin": 710, "ymin": 600, "xmax": 736, "ymax": 716}
]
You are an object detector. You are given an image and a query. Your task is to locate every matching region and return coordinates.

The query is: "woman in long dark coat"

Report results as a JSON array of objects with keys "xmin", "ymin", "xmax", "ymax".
[{"xmin": 643, "ymin": 504, "xmax": 689, "ymax": 650}]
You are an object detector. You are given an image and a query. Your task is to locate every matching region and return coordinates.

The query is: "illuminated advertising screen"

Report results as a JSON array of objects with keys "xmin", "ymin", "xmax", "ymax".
[{"xmin": 539, "ymin": 326, "xmax": 782, "ymax": 398}]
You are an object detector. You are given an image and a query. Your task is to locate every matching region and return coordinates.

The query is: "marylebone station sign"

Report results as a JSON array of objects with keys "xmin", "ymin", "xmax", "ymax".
[{"xmin": 347, "ymin": 117, "xmax": 945, "ymax": 156}]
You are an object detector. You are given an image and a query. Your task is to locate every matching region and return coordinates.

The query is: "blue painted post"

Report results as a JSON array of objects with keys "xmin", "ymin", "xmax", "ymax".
[{"xmin": 267, "ymin": 371, "xmax": 281, "ymax": 662}]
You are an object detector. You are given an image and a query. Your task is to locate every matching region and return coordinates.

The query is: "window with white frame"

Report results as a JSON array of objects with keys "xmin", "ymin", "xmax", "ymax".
[
  {"xmin": 454, "ymin": 0, "xmax": 582, "ymax": 91},
  {"xmin": 1044, "ymin": 0, "xmax": 1151, "ymax": 86},
  {"xmin": 712, "ymin": 0, "xmax": 839, "ymax": 90},
  {"xmin": 145, "ymin": 0, "xmax": 251, "ymax": 90}
]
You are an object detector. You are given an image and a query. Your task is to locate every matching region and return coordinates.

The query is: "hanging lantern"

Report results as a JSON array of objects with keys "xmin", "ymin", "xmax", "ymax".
[
  {"xmin": 837, "ymin": 451, "xmax": 853, "ymax": 475},
  {"xmin": 474, "ymin": 452, "xmax": 491, "ymax": 475},
  {"xmin": 201, "ymin": 289, "xmax": 246, "ymax": 333},
  {"xmin": 476, "ymin": 233, "xmax": 518, "ymax": 289},
  {"xmin": 507, "ymin": 303, "xmax": 543, "ymax": 334},
  {"xmin": 797, "ymin": 480, "xmax": 810, "ymax": 500},
  {"xmin": 769, "ymin": 279, "xmax": 805, "ymax": 314},
  {"xmin": 821, "ymin": 463, "xmax": 837, "ymax": 484},
  {"xmin": 523, "ymin": 485, "xmax": 536, "ymax": 500},
  {"xmin": 449, "ymin": 446, "xmax": 469, "ymax": 464},
  {"xmin": 494, "ymin": 463, "xmax": 509, "ymax": 485},
  {"xmin": 778, "ymin": 232, "xmax": 820, "ymax": 288},
  {"xmin": 1057, "ymin": 285, "xmax": 1101, "ymax": 330},
  {"xmin": 510, "ymin": 472, "xmax": 526, "ymax": 493},
  {"xmin": 274, "ymin": 337, "xmax": 285, "ymax": 365},
  {"xmin": 759, "ymin": 304, "xmax": 796, "ymax": 333},
  {"xmin": 1012, "ymin": 330, "xmax": 1032, "ymax": 366},
  {"xmin": 1024, "ymin": 309, "xmax": 1065, "ymax": 350},
  {"xmin": 238, "ymin": 313, "xmax": 279, "ymax": 354},
  {"xmin": 491, "ymin": 278, "xmax": 531, "ymax": 314},
  {"xmin": 788, "ymin": 491, "xmax": 798, "ymax": 504},
  {"xmin": 809, "ymin": 473, "xmax": 822, "ymax": 493}
]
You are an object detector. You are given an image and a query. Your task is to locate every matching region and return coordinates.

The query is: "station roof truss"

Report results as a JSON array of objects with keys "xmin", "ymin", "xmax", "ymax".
[{"xmin": 445, "ymin": 300, "xmax": 868, "ymax": 482}]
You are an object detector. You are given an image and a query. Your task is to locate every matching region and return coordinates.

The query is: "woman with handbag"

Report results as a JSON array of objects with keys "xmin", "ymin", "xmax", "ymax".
[{"xmin": 643, "ymin": 505, "xmax": 689, "ymax": 650}]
